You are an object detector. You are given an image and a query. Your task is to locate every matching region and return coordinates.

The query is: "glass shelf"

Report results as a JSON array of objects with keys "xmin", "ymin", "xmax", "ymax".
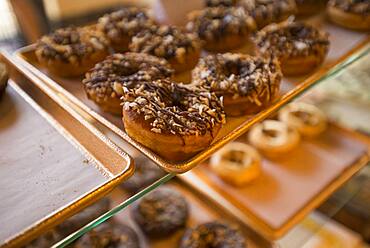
[{"xmin": 41, "ymin": 43, "xmax": 370, "ymax": 248}]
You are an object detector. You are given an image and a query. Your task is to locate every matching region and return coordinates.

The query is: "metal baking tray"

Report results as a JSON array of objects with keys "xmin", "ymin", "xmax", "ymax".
[
  {"xmin": 13, "ymin": 15, "xmax": 370, "ymax": 173},
  {"xmin": 179, "ymin": 124, "xmax": 370, "ymax": 240},
  {"xmin": 0, "ymin": 62, "xmax": 134, "ymax": 246}
]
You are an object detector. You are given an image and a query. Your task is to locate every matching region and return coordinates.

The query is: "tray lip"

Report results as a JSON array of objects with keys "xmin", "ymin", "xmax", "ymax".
[
  {"xmin": 0, "ymin": 62, "xmax": 135, "ymax": 247},
  {"xmin": 13, "ymin": 35, "xmax": 370, "ymax": 174},
  {"xmin": 179, "ymin": 124, "xmax": 370, "ymax": 240}
]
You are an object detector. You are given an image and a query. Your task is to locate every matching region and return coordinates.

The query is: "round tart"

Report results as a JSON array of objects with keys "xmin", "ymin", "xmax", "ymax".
[
  {"xmin": 254, "ymin": 20, "xmax": 330, "ymax": 76},
  {"xmin": 296, "ymin": 0, "xmax": 327, "ymax": 16},
  {"xmin": 0, "ymin": 63, "xmax": 8, "ymax": 100},
  {"xmin": 192, "ymin": 53, "xmax": 282, "ymax": 116},
  {"xmin": 248, "ymin": 120, "xmax": 300, "ymax": 157},
  {"xmin": 75, "ymin": 222, "xmax": 139, "ymax": 248},
  {"xmin": 131, "ymin": 187, "xmax": 189, "ymax": 237},
  {"xmin": 327, "ymin": 0, "xmax": 370, "ymax": 30},
  {"xmin": 180, "ymin": 222, "xmax": 246, "ymax": 248},
  {"xmin": 97, "ymin": 7, "xmax": 156, "ymax": 52},
  {"xmin": 278, "ymin": 102, "xmax": 327, "ymax": 137},
  {"xmin": 186, "ymin": 7, "xmax": 256, "ymax": 52},
  {"xmin": 120, "ymin": 155, "xmax": 166, "ymax": 193},
  {"xmin": 35, "ymin": 26, "xmax": 109, "ymax": 77},
  {"xmin": 121, "ymin": 79, "xmax": 226, "ymax": 161},
  {"xmin": 239, "ymin": 0, "xmax": 297, "ymax": 29},
  {"xmin": 82, "ymin": 52, "xmax": 173, "ymax": 115},
  {"xmin": 210, "ymin": 142, "xmax": 262, "ymax": 186},
  {"xmin": 129, "ymin": 25, "xmax": 201, "ymax": 73}
]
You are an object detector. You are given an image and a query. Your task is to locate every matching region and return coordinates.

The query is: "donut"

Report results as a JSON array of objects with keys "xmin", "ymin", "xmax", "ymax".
[
  {"xmin": 75, "ymin": 222, "xmax": 139, "ymax": 248},
  {"xmin": 248, "ymin": 120, "xmax": 300, "ymax": 157},
  {"xmin": 296, "ymin": 0, "xmax": 327, "ymax": 17},
  {"xmin": 121, "ymin": 79, "xmax": 226, "ymax": 161},
  {"xmin": 186, "ymin": 7, "xmax": 256, "ymax": 52},
  {"xmin": 0, "ymin": 63, "xmax": 8, "ymax": 100},
  {"xmin": 239, "ymin": 0, "xmax": 297, "ymax": 29},
  {"xmin": 254, "ymin": 20, "xmax": 330, "ymax": 76},
  {"xmin": 180, "ymin": 222, "xmax": 246, "ymax": 248},
  {"xmin": 55, "ymin": 198, "xmax": 110, "ymax": 236},
  {"xmin": 97, "ymin": 7, "xmax": 156, "ymax": 52},
  {"xmin": 278, "ymin": 102, "xmax": 327, "ymax": 137},
  {"xmin": 192, "ymin": 53, "xmax": 282, "ymax": 116},
  {"xmin": 131, "ymin": 187, "xmax": 189, "ymax": 237},
  {"xmin": 205, "ymin": 0, "xmax": 238, "ymax": 7},
  {"xmin": 327, "ymin": 0, "xmax": 370, "ymax": 30},
  {"xmin": 129, "ymin": 25, "xmax": 201, "ymax": 73},
  {"xmin": 120, "ymin": 155, "xmax": 166, "ymax": 193},
  {"xmin": 35, "ymin": 26, "xmax": 109, "ymax": 77},
  {"xmin": 82, "ymin": 52, "xmax": 173, "ymax": 115},
  {"xmin": 210, "ymin": 142, "xmax": 261, "ymax": 186}
]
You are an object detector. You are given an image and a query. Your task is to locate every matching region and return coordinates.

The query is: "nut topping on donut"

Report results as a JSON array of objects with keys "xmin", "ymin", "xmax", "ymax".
[
  {"xmin": 328, "ymin": 0, "xmax": 370, "ymax": 15},
  {"xmin": 122, "ymin": 79, "xmax": 225, "ymax": 136}
]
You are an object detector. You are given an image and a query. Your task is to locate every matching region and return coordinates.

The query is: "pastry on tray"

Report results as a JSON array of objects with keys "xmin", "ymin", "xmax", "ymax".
[
  {"xmin": 210, "ymin": 142, "xmax": 262, "ymax": 186},
  {"xmin": 248, "ymin": 120, "xmax": 300, "ymax": 157},
  {"xmin": 192, "ymin": 53, "xmax": 282, "ymax": 116},
  {"xmin": 278, "ymin": 102, "xmax": 327, "ymax": 138},
  {"xmin": 254, "ymin": 20, "xmax": 330, "ymax": 76},
  {"xmin": 129, "ymin": 25, "xmax": 201, "ymax": 73},
  {"xmin": 82, "ymin": 52, "xmax": 173, "ymax": 115},
  {"xmin": 186, "ymin": 7, "xmax": 256, "ymax": 52},
  {"xmin": 121, "ymin": 79, "xmax": 226, "ymax": 161},
  {"xmin": 327, "ymin": 0, "xmax": 370, "ymax": 31},
  {"xmin": 131, "ymin": 187, "xmax": 189, "ymax": 237},
  {"xmin": 35, "ymin": 26, "xmax": 109, "ymax": 77},
  {"xmin": 97, "ymin": 7, "xmax": 156, "ymax": 52}
]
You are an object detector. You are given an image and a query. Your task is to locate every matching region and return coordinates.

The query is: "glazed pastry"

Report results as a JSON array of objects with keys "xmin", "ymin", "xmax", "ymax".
[
  {"xmin": 254, "ymin": 20, "xmax": 330, "ymax": 76},
  {"xmin": 327, "ymin": 0, "xmax": 370, "ymax": 30},
  {"xmin": 186, "ymin": 7, "xmax": 256, "ymax": 52},
  {"xmin": 131, "ymin": 187, "xmax": 189, "ymax": 237},
  {"xmin": 180, "ymin": 222, "xmax": 246, "ymax": 248},
  {"xmin": 278, "ymin": 102, "xmax": 327, "ymax": 137},
  {"xmin": 75, "ymin": 222, "xmax": 140, "ymax": 248},
  {"xmin": 0, "ymin": 63, "xmax": 8, "ymax": 100},
  {"xmin": 97, "ymin": 7, "xmax": 156, "ymax": 52},
  {"xmin": 56, "ymin": 198, "xmax": 110, "ymax": 236},
  {"xmin": 129, "ymin": 25, "xmax": 201, "ymax": 73},
  {"xmin": 82, "ymin": 53, "xmax": 173, "ymax": 115},
  {"xmin": 121, "ymin": 79, "xmax": 226, "ymax": 161},
  {"xmin": 248, "ymin": 120, "xmax": 300, "ymax": 157},
  {"xmin": 205, "ymin": 0, "xmax": 238, "ymax": 7},
  {"xmin": 239, "ymin": 0, "xmax": 297, "ymax": 28},
  {"xmin": 296, "ymin": 0, "xmax": 327, "ymax": 16},
  {"xmin": 192, "ymin": 53, "xmax": 282, "ymax": 116},
  {"xmin": 120, "ymin": 155, "xmax": 166, "ymax": 193},
  {"xmin": 210, "ymin": 142, "xmax": 261, "ymax": 186},
  {"xmin": 35, "ymin": 26, "xmax": 109, "ymax": 77}
]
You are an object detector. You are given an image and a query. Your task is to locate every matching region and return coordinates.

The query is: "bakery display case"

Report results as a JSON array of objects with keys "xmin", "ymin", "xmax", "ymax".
[{"xmin": 0, "ymin": 0, "xmax": 369, "ymax": 247}]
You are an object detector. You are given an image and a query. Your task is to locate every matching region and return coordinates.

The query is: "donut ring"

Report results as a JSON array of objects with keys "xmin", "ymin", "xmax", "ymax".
[
  {"xmin": 180, "ymin": 222, "xmax": 246, "ymax": 248},
  {"xmin": 278, "ymin": 102, "xmax": 327, "ymax": 137},
  {"xmin": 327, "ymin": 0, "xmax": 370, "ymax": 31},
  {"xmin": 97, "ymin": 7, "xmax": 156, "ymax": 52},
  {"xmin": 239, "ymin": 0, "xmax": 297, "ymax": 28},
  {"xmin": 121, "ymin": 79, "xmax": 226, "ymax": 161},
  {"xmin": 254, "ymin": 20, "xmax": 330, "ymax": 76},
  {"xmin": 210, "ymin": 142, "xmax": 261, "ymax": 186},
  {"xmin": 36, "ymin": 26, "xmax": 109, "ymax": 77},
  {"xmin": 192, "ymin": 53, "xmax": 282, "ymax": 116},
  {"xmin": 186, "ymin": 7, "xmax": 256, "ymax": 52},
  {"xmin": 82, "ymin": 53, "xmax": 173, "ymax": 115},
  {"xmin": 248, "ymin": 120, "xmax": 300, "ymax": 157},
  {"xmin": 131, "ymin": 187, "xmax": 189, "ymax": 237},
  {"xmin": 129, "ymin": 25, "xmax": 201, "ymax": 73}
]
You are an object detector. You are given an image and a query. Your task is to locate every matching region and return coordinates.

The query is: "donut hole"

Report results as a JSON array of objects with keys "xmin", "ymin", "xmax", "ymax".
[
  {"xmin": 262, "ymin": 128, "xmax": 279, "ymax": 138},
  {"xmin": 292, "ymin": 110, "xmax": 317, "ymax": 125},
  {"xmin": 222, "ymin": 150, "xmax": 245, "ymax": 164}
]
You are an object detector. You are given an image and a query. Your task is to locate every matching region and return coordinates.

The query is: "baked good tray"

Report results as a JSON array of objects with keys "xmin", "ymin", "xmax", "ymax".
[
  {"xmin": 13, "ymin": 14, "xmax": 370, "ymax": 173},
  {"xmin": 0, "ymin": 64, "xmax": 134, "ymax": 246},
  {"xmin": 179, "ymin": 123, "xmax": 370, "ymax": 240}
]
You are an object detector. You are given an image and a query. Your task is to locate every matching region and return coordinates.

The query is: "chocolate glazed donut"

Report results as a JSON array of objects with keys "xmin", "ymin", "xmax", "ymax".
[
  {"xmin": 121, "ymin": 79, "xmax": 226, "ymax": 161},
  {"xmin": 82, "ymin": 53, "xmax": 173, "ymax": 115}
]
